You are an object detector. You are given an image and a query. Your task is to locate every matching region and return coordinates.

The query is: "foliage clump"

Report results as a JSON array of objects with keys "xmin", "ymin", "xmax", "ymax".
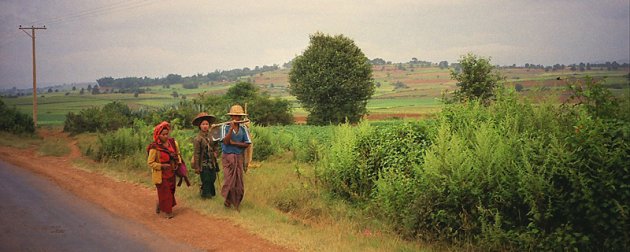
[
  {"xmin": 63, "ymin": 101, "xmax": 133, "ymax": 134},
  {"xmin": 0, "ymin": 99, "xmax": 35, "ymax": 134},
  {"xmin": 197, "ymin": 82, "xmax": 293, "ymax": 126},
  {"xmin": 317, "ymin": 79, "xmax": 629, "ymax": 250},
  {"xmin": 289, "ymin": 32, "xmax": 375, "ymax": 125},
  {"xmin": 447, "ymin": 53, "xmax": 504, "ymax": 104}
]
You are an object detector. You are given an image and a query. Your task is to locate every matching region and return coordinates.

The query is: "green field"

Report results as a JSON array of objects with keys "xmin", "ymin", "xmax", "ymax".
[{"xmin": 3, "ymin": 65, "xmax": 628, "ymax": 125}]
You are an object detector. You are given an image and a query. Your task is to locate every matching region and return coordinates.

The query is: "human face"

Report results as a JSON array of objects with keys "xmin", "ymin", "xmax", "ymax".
[
  {"xmin": 230, "ymin": 115, "xmax": 242, "ymax": 121},
  {"xmin": 159, "ymin": 129, "xmax": 169, "ymax": 143},
  {"xmin": 199, "ymin": 120, "xmax": 210, "ymax": 132}
]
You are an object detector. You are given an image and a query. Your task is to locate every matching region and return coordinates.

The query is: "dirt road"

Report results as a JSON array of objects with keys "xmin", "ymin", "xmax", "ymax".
[
  {"xmin": 0, "ymin": 159, "xmax": 200, "ymax": 251},
  {"xmin": 0, "ymin": 130, "xmax": 290, "ymax": 251}
]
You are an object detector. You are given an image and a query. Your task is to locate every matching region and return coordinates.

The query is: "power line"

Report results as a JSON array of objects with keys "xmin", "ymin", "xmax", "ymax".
[
  {"xmin": 27, "ymin": 0, "xmax": 161, "ymax": 27},
  {"xmin": 0, "ymin": 30, "xmax": 23, "ymax": 49},
  {"xmin": 27, "ymin": 0, "xmax": 141, "ymax": 24}
]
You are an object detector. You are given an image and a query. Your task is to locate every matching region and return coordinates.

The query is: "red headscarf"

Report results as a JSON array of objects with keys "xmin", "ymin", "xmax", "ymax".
[{"xmin": 153, "ymin": 121, "xmax": 171, "ymax": 143}]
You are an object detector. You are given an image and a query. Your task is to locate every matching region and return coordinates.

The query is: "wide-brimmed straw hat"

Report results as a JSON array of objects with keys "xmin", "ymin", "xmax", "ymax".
[
  {"xmin": 227, "ymin": 104, "xmax": 247, "ymax": 116},
  {"xmin": 192, "ymin": 112, "xmax": 217, "ymax": 126}
]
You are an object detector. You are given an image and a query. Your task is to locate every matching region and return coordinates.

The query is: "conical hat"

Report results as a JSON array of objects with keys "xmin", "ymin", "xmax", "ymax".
[{"xmin": 192, "ymin": 112, "xmax": 217, "ymax": 126}]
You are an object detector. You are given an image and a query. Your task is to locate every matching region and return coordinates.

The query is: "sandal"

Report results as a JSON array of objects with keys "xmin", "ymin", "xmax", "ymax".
[
  {"xmin": 165, "ymin": 212, "xmax": 174, "ymax": 219},
  {"xmin": 224, "ymin": 201, "xmax": 231, "ymax": 208},
  {"xmin": 155, "ymin": 203, "xmax": 160, "ymax": 214}
]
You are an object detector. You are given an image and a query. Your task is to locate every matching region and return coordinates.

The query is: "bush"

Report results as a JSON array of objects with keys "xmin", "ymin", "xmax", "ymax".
[
  {"xmin": 0, "ymin": 99, "xmax": 35, "ymax": 134},
  {"xmin": 314, "ymin": 86, "xmax": 629, "ymax": 250},
  {"xmin": 63, "ymin": 101, "xmax": 133, "ymax": 134},
  {"xmin": 317, "ymin": 120, "xmax": 433, "ymax": 202},
  {"xmin": 250, "ymin": 125, "xmax": 280, "ymax": 161},
  {"xmin": 94, "ymin": 127, "xmax": 145, "ymax": 161},
  {"xmin": 182, "ymin": 83, "xmax": 199, "ymax": 89},
  {"xmin": 268, "ymin": 125, "xmax": 333, "ymax": 163},
  {"xmin": 143, "ymin": 100, "xmax": 199, "ymax": 129}
]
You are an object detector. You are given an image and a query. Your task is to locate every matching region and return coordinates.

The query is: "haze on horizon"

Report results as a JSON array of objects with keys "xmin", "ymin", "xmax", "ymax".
[{"xmin": 1, "ymin": 0, "xmax": 628, "ymax": 89}]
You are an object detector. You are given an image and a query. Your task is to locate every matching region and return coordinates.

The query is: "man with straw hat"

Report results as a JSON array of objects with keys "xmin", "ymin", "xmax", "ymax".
[
  {"xmin": 220, "ymin": 104, "xmax": 251, "ymax": 212},
  {"xmin": 192, "ymin": 112, "xmax": 219, "ymax": 199}
]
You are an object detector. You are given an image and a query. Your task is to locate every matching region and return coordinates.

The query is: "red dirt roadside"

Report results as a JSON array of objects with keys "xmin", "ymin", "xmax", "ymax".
[{"xmin": 0, "ymin": 129, "xmax": 291, "ymax": 252}]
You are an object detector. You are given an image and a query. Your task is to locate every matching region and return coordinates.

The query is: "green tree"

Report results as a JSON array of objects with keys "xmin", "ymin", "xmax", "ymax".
[
  {"xmin": 225, "ymin": 81, "xmax": 258, "ymax": 105},
  {"xmin": 438, "ymin": 60, "xmax": 449, "ymax": 69},
  {"xmin": 224, "ymin": 81, "xmax": 293, "ymax": 125},
  {"xmin": 289, "ymin": 32, "xmax": 374, "ymax": 125},
  {"xmin": 450, "ymin": 53, "xmax": 504, "ymax": 104},
  {"xmin": 166, "ymin": 74, "xmax": 182, "ymax": 84}
]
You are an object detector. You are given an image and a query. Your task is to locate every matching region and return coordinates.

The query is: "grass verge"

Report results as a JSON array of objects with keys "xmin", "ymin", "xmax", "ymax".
[
  {"xmin": 70, "ymin": 133, "xmax": 430, "ymax": 251},
  {"xmin": 37, "ymin": 137, "xmax": 71, "ymax": 156},
  {"xmin": 0, "ymin": 131, "xmax": 42, "ymax": 149}
]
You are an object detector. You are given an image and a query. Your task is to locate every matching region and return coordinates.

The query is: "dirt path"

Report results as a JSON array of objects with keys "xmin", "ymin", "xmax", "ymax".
[{"xmin": 0, "ymin": 129, "xmax": 291, "ymax": 252}]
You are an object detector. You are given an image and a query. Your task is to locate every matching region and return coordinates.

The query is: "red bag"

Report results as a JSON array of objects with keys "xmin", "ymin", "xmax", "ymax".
[{"xmin": 169, "ymin": 138, "xmax": 190, "ymax": 187}]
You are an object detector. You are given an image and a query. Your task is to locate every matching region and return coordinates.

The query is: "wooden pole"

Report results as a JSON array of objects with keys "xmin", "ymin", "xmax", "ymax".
[{"xmin": 19, "ymin": 25, "xmax": 46, "ymax": 128}]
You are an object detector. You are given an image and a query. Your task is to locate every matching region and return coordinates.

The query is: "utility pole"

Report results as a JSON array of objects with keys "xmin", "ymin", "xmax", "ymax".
[{"xmin": 19, "ymin": 25, "xmax": 46, "ymax": 128}]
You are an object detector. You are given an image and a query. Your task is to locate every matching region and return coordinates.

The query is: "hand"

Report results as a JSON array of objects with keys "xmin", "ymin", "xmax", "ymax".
[
  {"xmin": 194, "ymin": 169, "xmax": 200, "ymax": 174},
  {"xmin": 230, "ymin": 120, "xmax": 237, "ymax": 130},
  {"xmin": 161, "ymin": 164, "xmax": 170, "ymax": 170}
]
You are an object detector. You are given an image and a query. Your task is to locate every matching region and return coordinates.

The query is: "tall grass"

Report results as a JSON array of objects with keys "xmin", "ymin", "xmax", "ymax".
[
  {"xmin": 318, "ymin": 88, "xmax": 629, "ymax": 250},
  {"xmin": 37, "ymin": 137, "xmax": 70, "ymax": 157},
  {"xmin": 0, "ymin": 131, "xmax": 41, "ymax": 149},
  {"xmin": 64, "ymin": 81, "xmax": 628, "ymax": 250}
]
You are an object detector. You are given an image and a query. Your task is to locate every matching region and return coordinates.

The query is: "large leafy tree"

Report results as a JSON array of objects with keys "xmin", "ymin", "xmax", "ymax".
[
  {"xmin": 289, "ymin": 32, "xmax": 375, "ymax": 125},
  {"xmin": 450, "ymin": 53, "xmax": 504, "ymax": 104}
]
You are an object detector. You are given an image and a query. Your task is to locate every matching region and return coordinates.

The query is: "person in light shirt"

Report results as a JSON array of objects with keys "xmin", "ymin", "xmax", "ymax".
[{"xmin": 220, "ymin": 104, "xmax": 251, "ymax": 212}]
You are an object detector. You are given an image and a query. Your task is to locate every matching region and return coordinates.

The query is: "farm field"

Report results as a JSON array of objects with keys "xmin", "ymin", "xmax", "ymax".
[
  {"xmin": 2, "ymin": 64, "xmax": 628, "ymax": 251},
  {"xmin": 2, "ymin": 65, "xmax": 628, "ymax": 125}
]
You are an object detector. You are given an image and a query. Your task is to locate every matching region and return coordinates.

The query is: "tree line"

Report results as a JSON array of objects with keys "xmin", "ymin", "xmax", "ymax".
[{"xmin": 95, "ymin": 64, "xmax": 281, "ymax": 90}]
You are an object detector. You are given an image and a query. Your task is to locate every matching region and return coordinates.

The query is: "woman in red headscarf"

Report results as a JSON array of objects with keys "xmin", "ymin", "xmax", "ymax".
[{"xmin": 147, "ymin": 121, "xmax": 181, "ymax": 219}]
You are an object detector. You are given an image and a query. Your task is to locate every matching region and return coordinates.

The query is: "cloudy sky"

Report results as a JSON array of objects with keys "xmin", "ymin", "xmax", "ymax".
[{"xmin": 1, "ymin": 0, "xmax": 628, "ymax": 89}]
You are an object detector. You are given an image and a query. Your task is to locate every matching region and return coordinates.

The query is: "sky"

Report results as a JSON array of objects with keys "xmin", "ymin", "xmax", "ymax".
[{"xmin": 1, "ymin": 0, "xmax": 628, "ymax": 89}]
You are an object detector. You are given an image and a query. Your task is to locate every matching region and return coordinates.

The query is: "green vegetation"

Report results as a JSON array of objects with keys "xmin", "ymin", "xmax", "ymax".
[
  {"xmin": 3, "ymin": 47, "xmax": 629, "ymax": 251},
  {"xmin": 63, "ymin": 101, "xmax": 134, "ymax": 134},
  {"xmin": 2, "ymin": 63, "xmax": 627, "ymax": 126},
  {"xmin": 314, "ymin": 83, "xmax": 629, "ymax": 250},
  {"xmin": 3, "ymin": 72, "xmax": 627, "ymax": 250},
  {"xmin": 77, "ymin": 78, "xmax": 627, "ymax": 250},
  {"xmin": 38, "ymin": 137, "xmax": 70, "ymax": 157},
  {"xmin": 0, "ymin": 99, "xmax": 35, "ymax": 134},
  {"xmin": 449, "ymin": 53, "xmax": 504, "ymax": 104},
  {"xmin": 289, "ymin": 32, "xmax": 375, "ymax": 124},
  {"xmin": 0, "ymin": 131, "xmax": 41, "ymax": 148}
]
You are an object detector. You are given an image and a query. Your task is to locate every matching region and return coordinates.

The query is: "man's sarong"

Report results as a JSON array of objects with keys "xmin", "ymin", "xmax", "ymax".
[{"xmin": 221, "ymin": 153, "xmax": 244, "ymax": 208}]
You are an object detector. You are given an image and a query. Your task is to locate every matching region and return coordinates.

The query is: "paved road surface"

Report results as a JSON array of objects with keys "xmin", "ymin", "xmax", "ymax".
[{"xmin": 0, "ymin": 159, "xmax": 200, "ymax": 251}]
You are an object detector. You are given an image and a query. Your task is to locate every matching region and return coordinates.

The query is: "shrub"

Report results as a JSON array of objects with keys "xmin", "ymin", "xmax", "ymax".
[
  {"xmin": 313, "ymin": 86, "xmax": 629, "ymax": 250},
  {"xmin": 368, "ymin": 89, "xmax": 629, "ymax": 250},
  {"xmin": 317, "ymin": 120, "xmax": 433, "ymax": 202},
  {"xmin": 94, "ymin": 127, "xmax": 145, "ymax": 161},
  {"xmin": 0, "ymin": 99, "xmax": 35, "ymax": 134},
  {"xmin": 250, "ymin": 125, "xmax": 279, "ymax": 161},
  {"xmin": 63, "ymin": 101, "xmax": 133, "ymax": 134}
]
